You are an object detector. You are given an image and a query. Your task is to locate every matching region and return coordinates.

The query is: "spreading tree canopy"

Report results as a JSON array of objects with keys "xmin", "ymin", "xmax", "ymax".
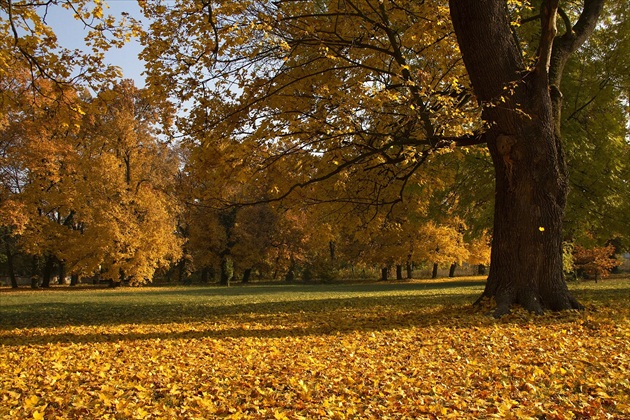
[{"xmin": 138, "ymin": 0, "xmax": 617, "ymax": 314}]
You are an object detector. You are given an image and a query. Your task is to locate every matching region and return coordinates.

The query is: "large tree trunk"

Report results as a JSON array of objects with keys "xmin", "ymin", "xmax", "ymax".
[
  {"xmin": 483, "ymin": 122, "xmax": 579, "ymax": 315},
  {"xmin": 449, "ymin": 0, "xmax": 603, "ymax": 315}
]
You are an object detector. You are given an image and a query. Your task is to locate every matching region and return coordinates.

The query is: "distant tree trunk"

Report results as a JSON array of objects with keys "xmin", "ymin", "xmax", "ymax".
[
  {"xmin": 41, "ymin": 255, "xmax": 55, "ymax": 288},
  {"xmin": 285, "ymin": 268, "xmax": 295, "ymax": 282},
  {"xmin": 449, "ymin": 263, "xmax": 457, "ymax": 278},
  {"xmin": 329, "ymin": 240, "xmax": 336, "ymax": 262},
  {"xmin": 5, "ymin": 240, "xmax": 17, "ymax": 289},
  {"xmin": 406, "ymin": 261, "xmax": 413, "ymax": 279},
  {"xmin": 396, "ymin": 265, "xmax": 403, "ymax": 280},
  {"xmin": 478, "ymin": 264, "xmax": 487, "ymax": 275},
  {"xmin": 220, "ymin": 254, "xmax": 233, "ymax": 286},
  {"xmin": 242, "ymin": 268, "xmax": 252, "ymax": 283},
  {"xmin": 432, "ymin": 263, "xmax": 439, "ymax": 279},
  {"xmin": 381, "ymin": 267, "xmax": 388, "ymax": 281},
  {"xmin": 58, "ymin": 262, "xmax": 66, "ymax": 285},
  {"xmin": 285, "ymin": 258, "xmax": 296, "ymax": 282},
  {"xmin": 201, "ymin": 267, "xmax": 210, "ymax": 283},
  {"xmin": 449, "ymin": 0, "xmax": 603, "ymax": 315},
  {"xmin": 70, "ymin": 274, "xmax": 79, "ymax": 286},
  {"xmin": 177, "ymin": 258, "xmax": 186, "ymax": 283},
  {"xmin": 219, "ymin": 207, "xmax": 238, "ymax": 286},
  {"xmin": 31, "ymin": 255, "xmax": 40, "ymax": 288}
]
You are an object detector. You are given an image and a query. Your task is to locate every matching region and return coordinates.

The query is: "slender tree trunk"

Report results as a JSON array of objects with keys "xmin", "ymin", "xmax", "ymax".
[
  {"xmin": 381, "ymin": 267, "xmax": 388, "ymax": 281},
  {"xmin": 285, "ymin": 258, "xmax": 296, "ymax": 282},
  {"xmin": 177, "ymin": 258, "xmax": 186, "ymax": 283},
  {"xmin": 219, "ymin": 207, "xmax": 237, "ymax": 286},
  {"xmin": 41, "ymin": 255, "xmax": 55, "ymax": 288},
  {"xmin": 70, "ymin": 274, "xmax": 79, "ymax": 286},
  {"xmin": 396, "ymin": 265, "xmax": 403, "ymax": 280},
  {"xmin": 449, "ymin": 263, "xmax": 457, "ymax": 278},
  {"xmin": 220, "ymin": 254, "xmax": 233, "ymax": 286},
  {"xmin": 449, "ymin": 0, "xmax": 602, "ymax": 315},
  {"xmin": 406, "ymin": 261, "xmax": 413, "ymax": 279},
  {"xmin": 58, "ymin": 262, "xmax": 66, "ymax": 285},
  {"xmin": 431, "ymin": 263, "xmax": 439, "ymax": 279}
]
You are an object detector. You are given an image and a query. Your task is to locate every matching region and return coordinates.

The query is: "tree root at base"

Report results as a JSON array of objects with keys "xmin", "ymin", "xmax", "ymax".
[{"xmin": 473, "ymin": 291, "xmax": 584, "ymax": 318}]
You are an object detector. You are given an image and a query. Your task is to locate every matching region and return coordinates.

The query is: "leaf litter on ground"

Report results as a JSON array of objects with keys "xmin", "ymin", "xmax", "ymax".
[{"xmin": 1, "ymin": 275, "xmax": 629, "ymax": 419}]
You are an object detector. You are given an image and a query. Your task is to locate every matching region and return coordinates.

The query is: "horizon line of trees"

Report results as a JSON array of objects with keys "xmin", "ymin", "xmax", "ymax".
[{"xmin": 0, "ymin": 77, "xmax": 624, "ymax": 288}]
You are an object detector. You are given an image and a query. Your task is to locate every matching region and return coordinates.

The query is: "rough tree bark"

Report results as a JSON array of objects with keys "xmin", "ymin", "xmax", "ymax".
[{"xmin": 449, "ymin": 0, "xmax": 604, "ymax": 315}]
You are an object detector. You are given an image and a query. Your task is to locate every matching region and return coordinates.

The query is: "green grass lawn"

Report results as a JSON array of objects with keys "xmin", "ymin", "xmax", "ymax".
[{"xmin": 1, "ymin": 275, "xmax": 629, "ymax": 419}]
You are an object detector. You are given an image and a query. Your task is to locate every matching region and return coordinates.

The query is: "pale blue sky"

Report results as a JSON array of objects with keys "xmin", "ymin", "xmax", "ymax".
[{"xmin": 44, "ymin": 0, "xmax": 146, "ymax": 86}]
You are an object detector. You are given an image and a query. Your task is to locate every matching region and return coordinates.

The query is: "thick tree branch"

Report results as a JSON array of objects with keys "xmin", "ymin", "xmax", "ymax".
[
  {"xmin": 449, "ymin": 0, "xmax": 524, "ymax": 102},
  {"xmin": 535, "ymin": 0, "xmax": 559, "ymax": 78},
  {"xmin": 549, "ymin": 0, "xmax": 605, "ymax": 87},
  {"xmin": 557, "ymin": 8, "xmax": 572, "ymax": 35},
  {"xmin": 443, "ymin": 132, "xmax": 487, "ymax": 148}
]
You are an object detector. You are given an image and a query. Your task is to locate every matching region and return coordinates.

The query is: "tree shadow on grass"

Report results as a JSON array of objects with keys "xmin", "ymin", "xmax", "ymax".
[
  {"xmin": 0, "ymin": 294, "xmax": 482, "ymax": 347},
  {"xmin": 0, "ymin": 279, "xmax": 487, "ymax": 298},
  {"xmin": 0, "ymin": 280, "xmax": 486, "ymax": 329},
  {"xmin": 2, "ymin": 279, "xmax": 628, "ymax": 347}
]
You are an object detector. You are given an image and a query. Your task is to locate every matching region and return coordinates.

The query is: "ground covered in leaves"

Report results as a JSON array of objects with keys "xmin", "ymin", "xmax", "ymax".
[{"xmin": 1, "ymin": 276, "xmax": 629, "ymax": 419}]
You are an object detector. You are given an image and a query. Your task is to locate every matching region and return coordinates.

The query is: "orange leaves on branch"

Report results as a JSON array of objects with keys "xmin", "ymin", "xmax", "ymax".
[{"xmin": 573, "ymin": 244, "xmax": 621, "ymax": 279}]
